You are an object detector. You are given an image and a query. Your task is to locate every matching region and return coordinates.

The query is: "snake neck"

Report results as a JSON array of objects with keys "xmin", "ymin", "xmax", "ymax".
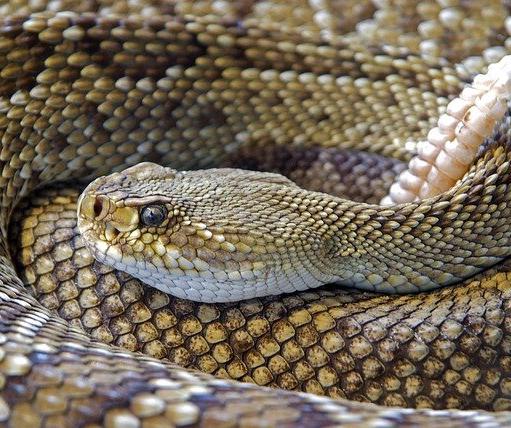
[{"xmin": 312, "ymin": 126, "xmax": 511, "ymax": 294}]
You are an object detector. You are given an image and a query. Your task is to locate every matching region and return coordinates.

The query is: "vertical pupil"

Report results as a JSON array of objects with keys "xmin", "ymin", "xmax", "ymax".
[{"xmin": 148, "ymin": 207, "xmax": 159, "ymax": 223}]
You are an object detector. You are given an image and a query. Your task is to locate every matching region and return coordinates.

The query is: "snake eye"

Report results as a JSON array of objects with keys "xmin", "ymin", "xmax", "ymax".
[{"xmin": 140, "ymin": 204, "xmax": 168, "ymax": 227}]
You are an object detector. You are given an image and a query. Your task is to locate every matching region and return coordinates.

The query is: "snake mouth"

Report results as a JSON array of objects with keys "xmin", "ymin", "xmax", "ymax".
[{"xmin": 80, "ymin": 226, "xmax": 127, "ymax": 269}]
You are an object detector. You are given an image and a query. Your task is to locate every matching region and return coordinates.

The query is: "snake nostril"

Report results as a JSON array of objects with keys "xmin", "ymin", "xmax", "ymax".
[
  {"xmin": 94, "ymin": 198, "xmax": 103, "ymax": 218},
  {"xmin": 79, "ymin": 194, "xmax": 110, "ymax": 221},
  {"xmin": 92, "ymin": 196, "xmax": 110, "ymax": 220}
]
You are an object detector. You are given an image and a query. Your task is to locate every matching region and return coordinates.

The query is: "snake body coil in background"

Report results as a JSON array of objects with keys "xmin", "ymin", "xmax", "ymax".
[{"xmin": 2, "ymin": 1, "xmax": 511, "ymax": 427}]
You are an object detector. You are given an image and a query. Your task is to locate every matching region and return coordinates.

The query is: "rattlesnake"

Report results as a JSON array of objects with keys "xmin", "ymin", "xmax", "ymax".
[{"xmin": 2, "ymin": 1, "xmax": 511, "ymax": 427}]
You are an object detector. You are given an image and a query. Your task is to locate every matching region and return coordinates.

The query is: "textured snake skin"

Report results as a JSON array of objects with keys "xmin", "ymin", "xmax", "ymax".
[{"xmin": 2, "ymin": 1, "xmax": 511, "ymax": 427}]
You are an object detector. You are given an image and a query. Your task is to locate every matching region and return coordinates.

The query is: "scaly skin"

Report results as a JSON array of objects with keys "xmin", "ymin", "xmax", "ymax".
[
  {"xmin": 77, "ymin": 127, "xmax": 511, "ymax": 302},
  {"xmin": 2, "ymin": 1, "xmax": 511, "ymax": 427}
]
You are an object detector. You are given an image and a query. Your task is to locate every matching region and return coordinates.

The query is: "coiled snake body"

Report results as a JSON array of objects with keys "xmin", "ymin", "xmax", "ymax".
[{"xmin": 3, "ymin": 1, "xmax": 511, "ymax": 427}]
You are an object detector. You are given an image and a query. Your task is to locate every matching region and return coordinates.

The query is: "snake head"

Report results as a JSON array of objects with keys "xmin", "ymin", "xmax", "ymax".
[{"xmin": 77, "ymin": 162, "xmax": 334, "ymax": 303}]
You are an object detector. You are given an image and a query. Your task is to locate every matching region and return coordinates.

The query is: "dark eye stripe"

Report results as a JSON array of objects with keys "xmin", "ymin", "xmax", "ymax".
[{"xmin": 140, "ymin": 205, "xmax": 167, "ymax": 227}]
